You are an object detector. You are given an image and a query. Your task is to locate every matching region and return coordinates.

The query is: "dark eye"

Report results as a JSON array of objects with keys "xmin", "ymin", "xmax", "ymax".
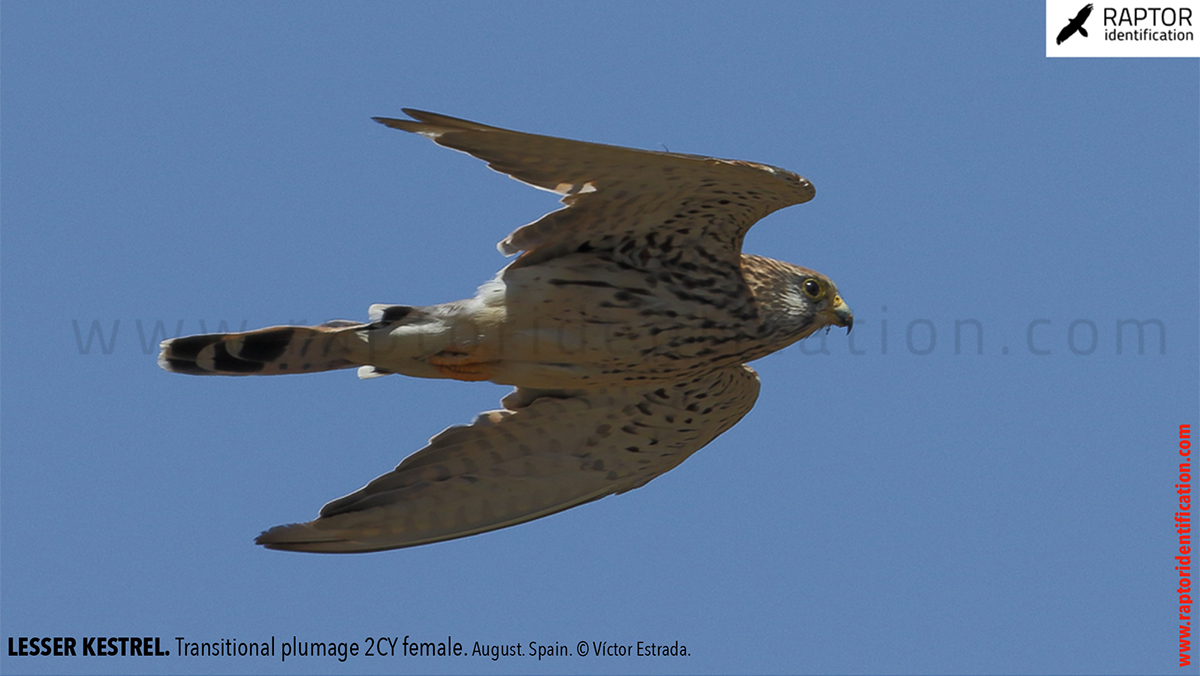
[{"xmin": 802, "ymin": 279, "xmax": 823, "ymax": 300}]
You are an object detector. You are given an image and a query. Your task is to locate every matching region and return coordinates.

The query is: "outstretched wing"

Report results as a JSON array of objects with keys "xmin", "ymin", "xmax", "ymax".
[
  {"xmin": 375, "ymin": 110, "xmax": 814, "ymax": 268},
  {"xmin": 256, "ymin": 365, "xmax": 760, "ymax": 553}
]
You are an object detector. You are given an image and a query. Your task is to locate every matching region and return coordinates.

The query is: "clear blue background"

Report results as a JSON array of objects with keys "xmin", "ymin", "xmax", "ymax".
[{"xmin": 2, "ymin": 3, "xmax": 1196, "ymax": 675}]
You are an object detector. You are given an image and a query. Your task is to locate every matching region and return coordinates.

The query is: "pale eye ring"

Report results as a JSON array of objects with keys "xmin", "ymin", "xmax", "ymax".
[{"xmin": 802, "ymin": 279, "xmax": 824, "ymax": 300}]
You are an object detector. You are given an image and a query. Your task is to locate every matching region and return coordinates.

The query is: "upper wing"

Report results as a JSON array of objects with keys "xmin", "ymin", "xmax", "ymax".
[
  {"xmin": 256, "ymin": 365, "xmax": 760, "ymax": 553},
  {"xmin": 1075, "ymin": 3, "xmax": 1092, "ymax": 22},
  {"xmin": 375, "ymin": 110, "xmax": 814, "ymax": 268}
]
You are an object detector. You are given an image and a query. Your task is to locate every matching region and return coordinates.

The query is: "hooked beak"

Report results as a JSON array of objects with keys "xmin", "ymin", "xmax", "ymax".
[{"xmin": 826, "ymin": 295, "xmax": 853, "ymax": 333}]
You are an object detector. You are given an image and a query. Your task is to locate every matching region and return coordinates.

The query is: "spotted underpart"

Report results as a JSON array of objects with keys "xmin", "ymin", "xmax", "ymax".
[{"xmin": 159, "ymin": 109, "xmax": 852, "ymax": 553}]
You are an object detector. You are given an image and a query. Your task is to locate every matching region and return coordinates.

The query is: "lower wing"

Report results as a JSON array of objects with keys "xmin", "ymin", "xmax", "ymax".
[{"xmin": 256, "ymin": 365, "xmax": 760, "ymax": 553}]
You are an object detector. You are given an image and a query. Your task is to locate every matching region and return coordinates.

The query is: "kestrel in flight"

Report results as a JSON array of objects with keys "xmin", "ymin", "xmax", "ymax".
[{"xmin": 159, "ymin": 110, "xmax": 852, "ymax": 553}]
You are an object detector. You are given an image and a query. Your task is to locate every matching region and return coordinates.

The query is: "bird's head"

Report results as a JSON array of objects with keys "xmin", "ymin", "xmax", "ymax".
[
  {"xmin": 742, "ymin": 255, "xmax": 853, "ymax": 342},
  {"xmin": 784, "ymin": 269, "xmax": 853, "ymax": 338}
]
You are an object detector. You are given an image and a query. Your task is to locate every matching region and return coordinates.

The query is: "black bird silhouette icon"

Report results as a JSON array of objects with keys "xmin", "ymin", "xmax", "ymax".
[{"xmin": 1057, "ymin": 4, "xmax": 1094, "ymax": 44}]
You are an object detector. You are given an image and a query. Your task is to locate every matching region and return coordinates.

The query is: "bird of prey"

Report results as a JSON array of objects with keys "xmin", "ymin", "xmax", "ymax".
[
  {"xmin": 159, "ymin": 110, "xmax": 852, "ymax": 553},
  {"xmin": 1057, "ymin": 3, "xmax": 1093, "ymax": 44}
]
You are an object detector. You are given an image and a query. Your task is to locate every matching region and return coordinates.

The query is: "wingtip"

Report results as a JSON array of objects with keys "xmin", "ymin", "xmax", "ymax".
[
  {"xmin": 255, "ymin": 522, "xmax": 345, "ymax": 553},
  {"xmin": 256, "ymin": 521, "xmax": 417, "ymax": 554},
  {"xmin": 374, "ymin": 113, "xmax": 444, "ymax": 138},
  {"xmin": 382, "ymin": 109, "xmax": 499, "ymax": 134},
  {"xmin": 372, "ymin": 116, "xmax": 408, "ymax": 129},
  {"xmin": 373, "ymin": 108, "xmax": 431, "ymax": 123}
]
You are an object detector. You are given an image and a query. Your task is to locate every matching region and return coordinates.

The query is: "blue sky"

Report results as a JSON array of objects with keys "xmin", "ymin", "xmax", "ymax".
[{"xmin": 2, "ymin": 2, "xmax": 1196, "ymax": 674}]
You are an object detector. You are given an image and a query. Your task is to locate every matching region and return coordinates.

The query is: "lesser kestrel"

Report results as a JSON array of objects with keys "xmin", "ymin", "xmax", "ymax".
[{"xmin": 159, "ymin": 110, "xmax": 852, "ymax": 553}]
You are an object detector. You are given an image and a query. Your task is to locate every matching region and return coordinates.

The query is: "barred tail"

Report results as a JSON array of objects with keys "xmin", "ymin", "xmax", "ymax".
[{"xmin": 158, "ymin": 321, "xmax": 368, "ymax": 376}]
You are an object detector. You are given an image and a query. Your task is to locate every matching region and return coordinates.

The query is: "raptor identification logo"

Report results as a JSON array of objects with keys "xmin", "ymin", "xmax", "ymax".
[{"xmin": 1046, "ymin": 0, "xmax": 1200, "ymax": 56}]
